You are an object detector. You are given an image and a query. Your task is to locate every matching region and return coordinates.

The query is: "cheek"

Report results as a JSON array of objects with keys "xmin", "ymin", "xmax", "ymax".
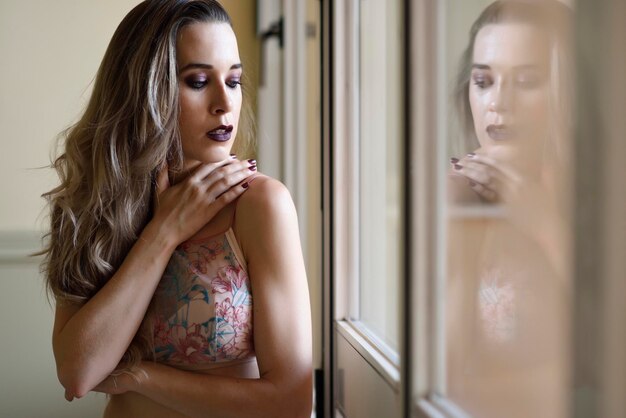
[
  {"xmin": 518, "ymin": 91, "xmax": 549, "ymax": 131},
  {"xmin": 468, "ymin": 89, "xmax": 486, "ymax": 130},
  {"xmin": 178, "ymin": 93, "xmax": 202, "ymax": 135}
]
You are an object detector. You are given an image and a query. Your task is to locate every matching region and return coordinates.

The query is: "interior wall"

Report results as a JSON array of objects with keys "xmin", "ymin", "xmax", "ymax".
[
  {"xmin": 0, "ymin": 2, "xmax": 142, "ymax": 416},
  {"xmin": 0, "ymin": 0, "xmax": 143, "ymax": 232}
]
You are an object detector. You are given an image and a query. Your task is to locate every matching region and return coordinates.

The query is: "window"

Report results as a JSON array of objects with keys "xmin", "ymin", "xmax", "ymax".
[
  {"xmin": 356, "ymin": 0, "xmax": 404, "ymax": 356},
  {"xmin": 411, "ymin": 1, "xmax": 574, "ymax": 417}
]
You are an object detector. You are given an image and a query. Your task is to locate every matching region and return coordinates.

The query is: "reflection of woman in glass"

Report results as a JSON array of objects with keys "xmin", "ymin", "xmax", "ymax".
[
  {"xmin": 40, "ymin": 1, "xmax": 312, "ymax": 417},
  {"xmin": 449, "ymin": 0, "xmax": 572, "ymax": 209},
  {"xmin": 446, "ymin": 1, "xmax": 572, "ymax": 417}
]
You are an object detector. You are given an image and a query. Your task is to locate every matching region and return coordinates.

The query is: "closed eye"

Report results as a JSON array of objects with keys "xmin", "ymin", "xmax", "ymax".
[
  {"xmin": 185, "ymin": 77, "xmax": 208, "ymax": 90},
  {"xmin": 472, "ymin": 74, "xmax": 493, "ymax": 89}
]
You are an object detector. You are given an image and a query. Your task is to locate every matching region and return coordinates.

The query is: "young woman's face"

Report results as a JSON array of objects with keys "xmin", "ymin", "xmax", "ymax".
[
  {"xmin": 177, "ymin": 22, "xmax": 242, "ymax": 171},
  {"xmin": 469, "ymin": 23, "xmax": 550, "ymax": 156}
]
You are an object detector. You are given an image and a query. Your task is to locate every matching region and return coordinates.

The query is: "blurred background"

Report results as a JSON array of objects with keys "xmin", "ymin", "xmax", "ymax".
[{"xmin": 0, "ymin": 1, "xmax": 623, "ymax": 417}]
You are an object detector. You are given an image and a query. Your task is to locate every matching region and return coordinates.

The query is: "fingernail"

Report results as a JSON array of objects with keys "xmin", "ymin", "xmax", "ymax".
[
  {"xmin": 467, "ymin": 152, "xmax": 476, "ymax": 157},
  {"xmin": 249, "ymin": 165, "xmax": 257, "ymax": 171},
  {"xmin": 247, "ymin": 159, "xmax": 256, "ymax": 165},
  {"xmin": 230, "ymin": 154, "xmax": 237, "ymax": 159},
  {"xmin": 450, "ymin": 157, "xmax": 459, "ymax": 164},
  {"xmin": 242, "ymin": 182, "xmax": 249, "ymax": 189},
  {"xmin": 454, "ymin": 164, "xmax": 463, "ymax": 170}
]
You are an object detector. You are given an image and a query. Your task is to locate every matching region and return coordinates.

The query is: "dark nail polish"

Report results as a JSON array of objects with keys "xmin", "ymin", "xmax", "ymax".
[
  {"xmin": 247, "ymin": 159, "xmax": 256, "ymax": 165},
  {"xmin": 467, "ymin": 152, "xmax": 476, "ymax": 157},
  {"xmin": 242, "ymin": 182, "xmax": 249, "ymax": 189},
  {"xmin": 230, "ymin": 154, "xmax": 237, "ymax": 159},
  {"xmin": 249, "ymin": 165, "xmax": 257, "ymax": 171},
  {"xmin": 450, "ymin": 157, "xmax": 459, "ymax": 164},
  {"xmin": 454, "ymin": 164, "xmax": 463, "ymax": 170}
]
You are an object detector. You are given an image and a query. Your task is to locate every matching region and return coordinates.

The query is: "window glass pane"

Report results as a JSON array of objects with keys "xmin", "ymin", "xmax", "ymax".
[
  {"xmin": 357, "ymin": 0, "xmax": 404, "ymax": 353},
  {"xmin": 444, "ymin": 1, "xmax": 574, "ymax": 417}
]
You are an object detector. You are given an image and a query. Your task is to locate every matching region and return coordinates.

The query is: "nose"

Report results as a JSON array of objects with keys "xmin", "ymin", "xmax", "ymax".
[
  {"xmin": 488, "ymin": 81, "xmax": 513, "ymax": 113},
  {"xmin": 209, "ymin": 83, "xmax": 233, "ymax": 115}
]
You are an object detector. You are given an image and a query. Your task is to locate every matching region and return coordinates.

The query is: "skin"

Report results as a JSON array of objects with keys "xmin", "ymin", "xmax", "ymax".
[
  {"xmin": 177, "ymin": 21, "xmax": 243, "ymax": 172},
  {"xmin": 446, "ymin": 22, "xmax": 571, "ymax": 418},
  {"xmin": 52, "ymin": 22, "xmax": 312, "ymax": 418},
  {"xmin": 447, "ymin": 22, "xmax": 569, "ymax": 273},
  {"xmin": 451, "ymin": 23, "xmax": 551, "ymax": 203}
]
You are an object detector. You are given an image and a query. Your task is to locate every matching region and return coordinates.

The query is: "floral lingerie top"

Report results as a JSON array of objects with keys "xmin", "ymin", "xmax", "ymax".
[{"xmin": 150, "ymin": 224, "xmax": 255, "ymax": 370}]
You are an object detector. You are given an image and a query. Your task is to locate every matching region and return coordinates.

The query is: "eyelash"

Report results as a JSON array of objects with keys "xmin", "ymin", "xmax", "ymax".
[
  {"xmin": 472, "ymin": 77, "xmax": 492, "ymax": 89},
  {"xmin": 185, "ymin": 78, "xmax": 242, "ymax": 90},
  {"xmin": 471, "ymin": 74, "xmax": 542, "ymax": 90},
  {"xmin": 187, "ymin": 79, "xmax": 207, "ymax": 90},
  {"xmin": 516, "ymin": 76, "xmax": 541, "ymax": 88}
]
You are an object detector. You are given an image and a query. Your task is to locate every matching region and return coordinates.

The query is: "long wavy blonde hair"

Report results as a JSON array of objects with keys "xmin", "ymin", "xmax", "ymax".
[{"xmin": 40, "ymin": 0, "xmax": 255, "ymax": 366}]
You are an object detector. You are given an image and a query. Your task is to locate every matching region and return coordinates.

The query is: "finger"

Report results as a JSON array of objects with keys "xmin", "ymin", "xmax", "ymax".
[
  {"xmin": 190, "ymin": 155, "xmax": 239, "ymax": 182},
  {"xmin": 453, "ymin": 162, "xmax": 498, "ymax": 192},
  {"xmin": 466, "ymin": 154, "xmax": 522, "ymax": 184},
  {"xmin": 207, "ymin": 164, "xmax": 257, "ymax": 200},
  {"xmin": 201, "ymin": 158, "xmax": 256, "ymax": 184},
  {"xmin": 470, "ymin": 181, "xmax": 498, "ymax": 202},
  {"xmin": 210, "ymin": 177, "xmax": 253, "ymax": 213},
  {"xmin": 65, "ymin": 390, "xmax": 72, "ymax": 402}
]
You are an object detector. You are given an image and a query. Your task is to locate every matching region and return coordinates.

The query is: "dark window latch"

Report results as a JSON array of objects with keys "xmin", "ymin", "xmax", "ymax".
[
  {"xmin": 260, "ymin": 17, "xmax": 284, "ymax": 48},
  {"xmin": 259, "ymin": 17, "xmax": 284, "ymax": 87}
]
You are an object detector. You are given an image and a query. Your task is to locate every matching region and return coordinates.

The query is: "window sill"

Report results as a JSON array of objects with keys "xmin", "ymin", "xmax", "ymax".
[
  {"xmin": 335, "ymin": 319, "xmax": 400, "ymax": 391},
  {"xmin": 414, "ymin": 394, "xmax": 472, "ymax": 418}
]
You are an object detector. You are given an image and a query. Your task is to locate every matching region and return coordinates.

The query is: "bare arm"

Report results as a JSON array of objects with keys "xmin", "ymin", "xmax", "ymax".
[
  {"xmin": 53, "ymin": 159, "xmax": 255, "ymax": 399},
  {"xmin": 96, "ymin": 176, "xmax": 313, "ymax": 417}
]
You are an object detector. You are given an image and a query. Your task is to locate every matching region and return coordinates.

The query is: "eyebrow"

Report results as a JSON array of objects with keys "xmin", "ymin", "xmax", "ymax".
[
  {"xmin": 471, "ymin": 63, "xmax": 542, "ymax": 71},
  {"xmin": 472, "ymin": 64, "xmax": 491, "ymax": 70},
  {"xmin": 179, "ymin": 63, "xmax": 243, "ymax": 72}
]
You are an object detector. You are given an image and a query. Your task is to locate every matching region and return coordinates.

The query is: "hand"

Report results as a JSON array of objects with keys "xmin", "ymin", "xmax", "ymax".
[
  {"xmin": 449, "ymin": 149, "xmax": 569, "ymax": 279},
  {"xmin": 450, "ymin": 150, "xmax": 562, "ymax": 236},
  {"xmin": 149, "ymin": 157, "xmax": 257, "ymax": 245},
  {"xmin": 63, "ymin": 370, "xmax": 135, "ymax": 401},
  {"xmin": 91, "ymin": 368, "xmax": 144, "ymax": 396},
  {"xmin": 450, "ymin": 152, "xmax": 522, "ymax": 203}
]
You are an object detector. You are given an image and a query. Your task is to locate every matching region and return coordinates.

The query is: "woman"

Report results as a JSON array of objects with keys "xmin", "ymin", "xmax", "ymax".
[
  {"xmin": 445, "ymin": 1, "xmax": 573, "ymax": 417},
  {"xmin": 448, "ymin": 0, "xmax": 573, "ymax": 274},
  {"xmin": 41, "ymin": 1, "xmax": 312, "ymax": 417},
  {"xmin": 449, "ymin": 0, "xmax": 572, "ymax": 210}
]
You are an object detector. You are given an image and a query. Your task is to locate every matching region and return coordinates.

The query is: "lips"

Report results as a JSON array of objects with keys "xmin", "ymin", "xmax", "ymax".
[
  {"xmin": 206, "ymin": 125, "xmax": 233, "ymax": 142},
  {"xmin": 486, "ymin": 124, "xmax": 514, "ymax": 141}
]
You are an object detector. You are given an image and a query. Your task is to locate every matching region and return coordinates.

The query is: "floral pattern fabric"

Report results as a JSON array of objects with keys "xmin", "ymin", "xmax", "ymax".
[{"xmin": 151, "ymin": 231, "xmax": 254, "ymax": 367}]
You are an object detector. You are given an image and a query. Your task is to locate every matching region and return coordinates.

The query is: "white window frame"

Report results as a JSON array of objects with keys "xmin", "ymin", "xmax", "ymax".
[
  {"xmin": 409, "ymin": 0, "xmax": 467, "ymax": 416},
  {"xmin": 330, "ymin": 0, "xmax": 404, "ymax": 414},
  {"xmin": 409, "ymin": 2, "xmax": 503, "ymax": 416},
  {"xmin": 333, "ymin": 0, "xmax": 404, "ymax": 379}
]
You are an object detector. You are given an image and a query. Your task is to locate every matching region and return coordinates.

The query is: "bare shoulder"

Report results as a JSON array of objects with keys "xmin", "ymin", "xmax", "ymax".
[
  {"xmin": 236, "ymin": 173, "xmax": 296, "ymax": 220},
  {"xmin": 233, "ymin": 173, "xmax": 298, "ymax": 257}
]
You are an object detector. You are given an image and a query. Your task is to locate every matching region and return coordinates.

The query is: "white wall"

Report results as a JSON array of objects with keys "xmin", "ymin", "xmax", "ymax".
[
  {"xmin": 0, "ymin": 242, "xmax": 107, "ymax": 417},
  {"xmin": 0, "ymin": 0, "xmax": 142, "ymax": 232},
  {"xmin": 0, "ymin": 1, "xmax": 141, "ymax": 416}
]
